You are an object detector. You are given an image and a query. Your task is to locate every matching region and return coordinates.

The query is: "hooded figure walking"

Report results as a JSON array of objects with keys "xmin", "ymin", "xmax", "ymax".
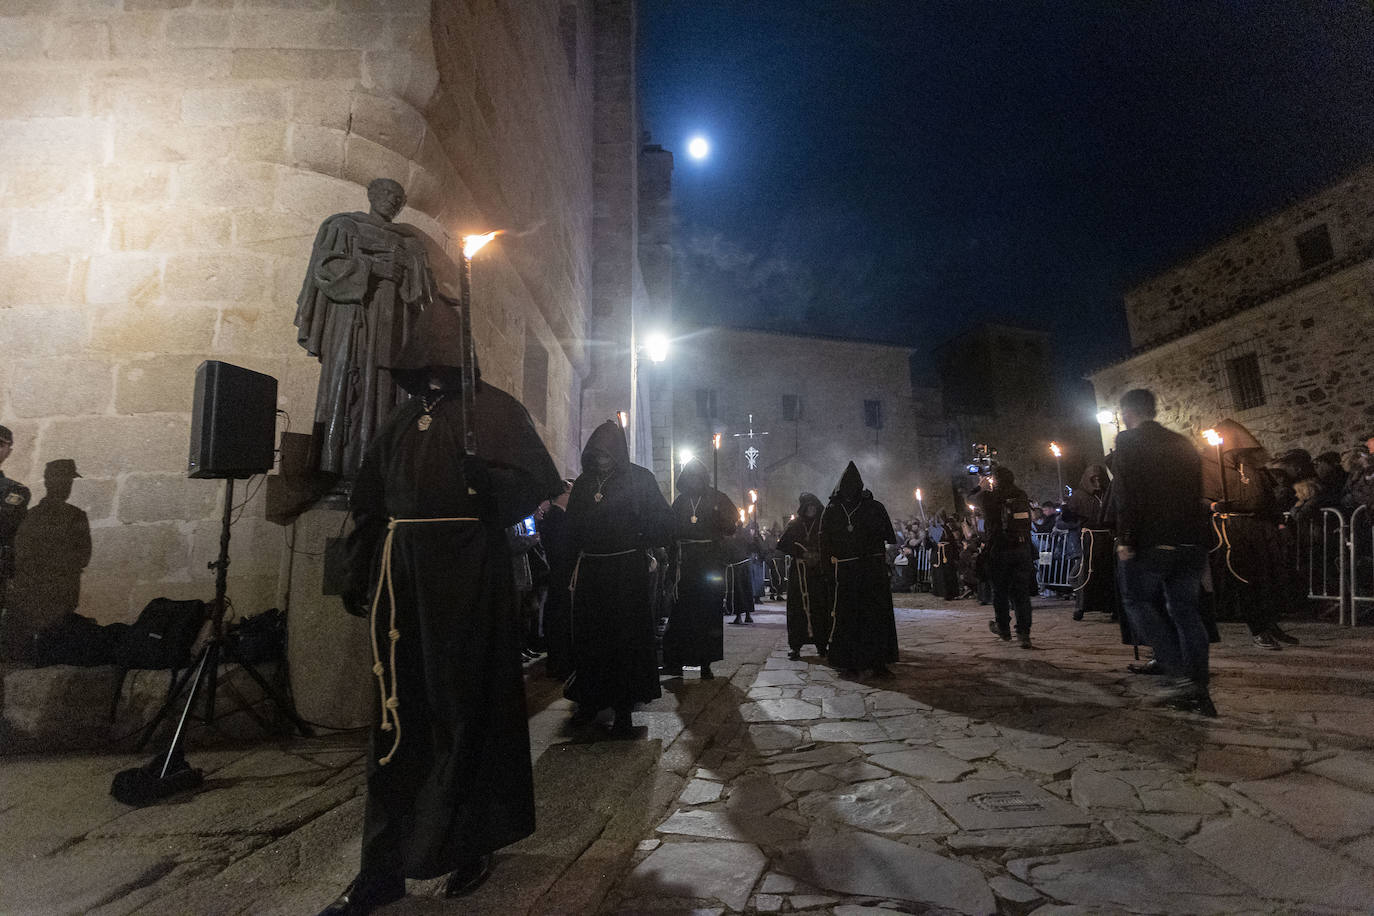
[
  {"xmin": 562, "ymin": 421, "xmax": 674, "ymax": 735},
  {"xmin": 662, "ymin": 458, "xmax": 736, "ymax": 679},
  {"xmin": 777, "ymin": 492, "xmax": 832, "ymax": 660},
  {"xmin": 820, "ymin": 463, "xmax": 899, "ymax": 677},
  {"xmin": 324, "ymin": 300, "xmax": 562, "ymax": 916}
]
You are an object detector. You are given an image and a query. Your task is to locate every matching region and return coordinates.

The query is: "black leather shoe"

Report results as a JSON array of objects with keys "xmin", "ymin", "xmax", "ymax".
[
  {"xmin": 701, "ymin": 664, "xmax": 715, "ymax": 680},
  {"xmin": 1127, "ymin": 659, "xmax": 1163, "ymax": 676},
  {"xmin": 729, "ymin": 616, "xmax": 745, "ymax": 625},
  {"xmin": 744, "ymin": 613, "xmax": 754, "ymax": 623},
  {"xmin": 1160, "ymin": 691, "xmax": 1219, "ymax": 718},
  {"xmin": 659, "ymin": 665, "xmax": 684, "ymax": 677},
  {"xmin": 787, "ymin": 650, "xmax": 802, "ymax": 660},
  {"xmin": 318, "ymin": 873, "xmax": 405, "ymax": 916},
  {"xmin": 1071, "ymin": 610, "xmax": 1084, "ymax": 621},
  {"xmin": 444, "ymin": 854, "xmax": 492, "ymax": 898},
  {"xmin": 1253, "ymin": 632, "xmax": 1281, "ymax": 650},
  {"xmin": 988, "ymin": 619, "xmax": 1011, "ymax": 641}
]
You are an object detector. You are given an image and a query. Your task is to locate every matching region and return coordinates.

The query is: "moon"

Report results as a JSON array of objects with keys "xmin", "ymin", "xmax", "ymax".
[{"xmin": 687, "ymin": 136, "xmax": 710, "ymax": 159}]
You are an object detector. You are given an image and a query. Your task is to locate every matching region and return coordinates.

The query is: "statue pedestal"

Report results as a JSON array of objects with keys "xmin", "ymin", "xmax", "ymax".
[{"xmin": 285, "ymin": 504, "xmax": 371, "ymax": 729}]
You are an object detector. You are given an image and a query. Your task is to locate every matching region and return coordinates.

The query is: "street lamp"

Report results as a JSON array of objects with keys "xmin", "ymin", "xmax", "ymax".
[
  {"xmin": 1202, "ymin": 428, "xmax": 1228, "ymax": 506},
  {"xmin": 644, "ymin": 332, "xmax": 669, "ymax": 364},
  {"xmin": 712, "ymin": 432, "xmax": 722, "ymax": 490},
  {"xmin": 679, "ymin": 447, "xmax": 694, "ymax": 467},
  {"xmin": 1095, "ymin": 409, "xmax": 1115, "ymax": 427},
  {"xmin": 1049, "ymin": 441, "xmax": 1064, "ymax": 497}
]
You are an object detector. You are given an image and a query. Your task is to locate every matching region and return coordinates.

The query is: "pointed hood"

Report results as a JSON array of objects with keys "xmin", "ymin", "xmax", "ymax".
[
  {"xmin": 832, "ymin": 461, "xmax": 864, "ymax": 502},
  {"xmin": 581, "ymin": 420, "xmax": 629, "ymax": 473},
  {"xmin": 678, "ymin": 457, "xmax": 709, "ymax": 494},
  {"xmin": 383, "ymin": 299, "xmax": 481, "ymax": 396},
  {"xmin": 796, "ymin": 492, "xmax": 823, "ymax": 515},
  {"xmin": 1215, "ymin": 419, "xmax": 1266, "ymax": 463}
]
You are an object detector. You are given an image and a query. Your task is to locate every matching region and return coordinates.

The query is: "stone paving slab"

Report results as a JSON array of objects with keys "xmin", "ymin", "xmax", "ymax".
[{"xmin": 10, "ymin": 598, "xmax": 1374, "ymax": 914}]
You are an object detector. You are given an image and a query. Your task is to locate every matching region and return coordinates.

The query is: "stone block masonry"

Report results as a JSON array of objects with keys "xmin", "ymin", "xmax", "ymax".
[{"xmin": 0, "ymin": 1, "xmax": 617, "ymax": 622}]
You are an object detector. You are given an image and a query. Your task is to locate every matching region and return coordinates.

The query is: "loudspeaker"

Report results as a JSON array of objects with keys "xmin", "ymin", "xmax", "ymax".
[{"xmin": 188, "ymin": 361, "xmax": 277, "ymax": 479}]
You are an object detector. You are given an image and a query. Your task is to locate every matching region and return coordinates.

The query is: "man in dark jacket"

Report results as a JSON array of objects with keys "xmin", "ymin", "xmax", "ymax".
[
  {"xmin": 328, "ymin": 301, "xmax": 563, "ymax": 915},
  {"xmin": 975, "ymin": 465, "xmax": 1036, "ymax": 648},
  {"xmin": 1112, "ymin": 388, "xmax": 1217, "ymax": 717}
]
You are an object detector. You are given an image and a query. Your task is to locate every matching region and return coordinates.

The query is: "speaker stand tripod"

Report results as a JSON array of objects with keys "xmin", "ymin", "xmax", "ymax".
[{"xmin": 121, "ymin": 478, "xmax": 313, "ymax": 801}]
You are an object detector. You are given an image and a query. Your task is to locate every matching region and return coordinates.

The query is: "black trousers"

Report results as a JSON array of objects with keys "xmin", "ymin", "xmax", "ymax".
[{"xmin": 990, "ymin": 543, "xmax": 1035, "ymax": 635}]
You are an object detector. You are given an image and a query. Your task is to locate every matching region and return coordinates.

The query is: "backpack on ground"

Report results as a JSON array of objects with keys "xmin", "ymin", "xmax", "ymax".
[{"xmin": 114, "ymin": 598, "xmax": 207, "ymax": 670}]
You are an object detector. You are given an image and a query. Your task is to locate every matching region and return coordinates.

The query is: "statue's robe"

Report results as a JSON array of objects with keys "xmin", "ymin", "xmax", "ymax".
[
  {"xmin": 561, "ymin": 422, "xmax": 674, "ymax": 713},
  {"xmin": 662, "ymin": 465, "xmax": 735, "ymax": 669},
  {"xmin": 295, "ymin": 211, "xmax": 432, "ymax": 478},
  {"xmin": 343, "ymin": 382, "xmax": 561, "ymax": 879}
]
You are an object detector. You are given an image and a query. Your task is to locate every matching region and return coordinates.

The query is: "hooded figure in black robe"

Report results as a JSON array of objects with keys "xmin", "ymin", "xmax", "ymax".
[
  {"xmin": 327, "ymin": 300, "xmax": 562, "ymax": 914},
  {"xmin": 562, "ymin": 421, "xmax": 674, "ymax": 735},
  {"xmin": 820, "ymin": 462, "xmax": 899, "ymax": 676},
  {"xmin": 724, "ymin": 522, "xmax": 756, "ymax": 624},
  {"xmin": 662, "ymin": 458, "xmax": 736, "ymax": 677},
  {"xmin": 1063, "ymin": 463, "xmax": 1119, "ymax": 622},
  {"xmin": 777, "ymin": 492, "xmax": 832, "ymax": 659}
]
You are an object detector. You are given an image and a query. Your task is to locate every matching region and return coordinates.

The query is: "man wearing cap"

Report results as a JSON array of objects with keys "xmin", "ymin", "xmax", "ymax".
[{"xmin": 0, "ymin": 426, "xmax": 32, "ymax": 659}]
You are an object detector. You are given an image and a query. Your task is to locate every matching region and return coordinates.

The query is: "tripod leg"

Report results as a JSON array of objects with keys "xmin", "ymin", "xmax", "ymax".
[
  {"xmin": 136, "ymin": 653, "xmax": 205, "ymax": 751},
  {"xmin": 158, "ymin": 644, "xmax": 214, "ymax": 779},
  {"xmin": 203, "ymin": 641, "xmax": 220, "ymax": 725},
  {"xmin": 231, "ymin": 653, "xmax": 315, "ymax": 737}
]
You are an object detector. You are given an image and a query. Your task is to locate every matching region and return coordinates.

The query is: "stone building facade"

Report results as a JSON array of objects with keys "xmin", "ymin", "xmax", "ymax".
[
  {"xmin": 667, "ymin": 326, "xmax": 942, "ymax": 527},
  {"xmin": 931, "ymin": 323, "xmax": 1103, "ymax": 506},
  {"xmin": 0, "ymin": 1, "xmax": 653, "ymax": 623},
  {"xmin": 1090, "ymin": 161, "xmax": 1374, "ymax": 456}
]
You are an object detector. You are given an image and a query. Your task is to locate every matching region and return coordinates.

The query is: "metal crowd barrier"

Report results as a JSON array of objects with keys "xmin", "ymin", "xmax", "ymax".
[
  {"xmin": 1290, "ymin": 505, "xmax": 1370, "ymax": 627},
  {"xmin": 1031, "ymin": 529, "xmax": 1080, "ymax": 590},
  {"xmin": 912, "ymin": 545, "xmax": 933, "ymax": 589}
]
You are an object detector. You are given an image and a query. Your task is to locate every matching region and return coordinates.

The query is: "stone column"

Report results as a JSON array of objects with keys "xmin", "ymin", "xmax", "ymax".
[{"xmin": 283, "ymin": 505, "xmax": 371, "ymax": 728}]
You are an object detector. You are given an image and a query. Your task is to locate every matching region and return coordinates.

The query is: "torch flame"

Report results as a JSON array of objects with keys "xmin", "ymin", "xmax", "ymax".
[
  {"xmin": 738, "ymin": 508, "xmax": 746, "ymax": 524},
  {"xmin": 915, "ymin": 488, "xmax": 923, "ymax": 501},
  {"xmin": 462, "ymin": 230, "xmax": 503, "ymax": 258},
  {"xmin": 1202, "ymin": 428, "xmax": 1223, "ymax": 447},
  {"xmin": 1049, "ymin": 441, "xmax": 1062, "ymax": 458}
]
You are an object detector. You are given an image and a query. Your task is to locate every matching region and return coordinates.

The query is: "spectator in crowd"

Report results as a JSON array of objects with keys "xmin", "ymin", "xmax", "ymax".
[
  {"xmin": 975, "ymin": 465, "xmax": 1037, "ymax": 648},
  {"xmin": 0, "ymin": 425, "xmax": 32, "ymax": 661},
  {"xmin": 1204, "ymin": 419, "xmax": 1299, "ymax": 649},
  {"xmin": 778, "ymin": 492, "xmax": 831, "ymax": 660},
  {"xmin": 1032, "ymin": 500, "xmax": 1059, "ymax": 535},
  {"xmin": 563, "ymin": 420, "xmax": 674, "ymax": 736},
  {"xmin": 821, "ymin": 462, "xmax": 899, "ymax": 678},
  {"xmin": 661, "ymin": 458, "xmax": 736, "ymax": 680},
  {"xmin": 1111, "ymin": 388, "xmax": 1216, "ymax": 716}
]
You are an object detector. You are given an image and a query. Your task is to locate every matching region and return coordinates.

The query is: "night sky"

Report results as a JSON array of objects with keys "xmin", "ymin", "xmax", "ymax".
[{"xmin": 638, "ymin": 1, "xmax": 1374, "ymax": 379}]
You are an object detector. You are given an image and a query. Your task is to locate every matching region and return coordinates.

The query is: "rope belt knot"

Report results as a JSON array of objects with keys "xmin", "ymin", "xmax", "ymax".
[{"xmin": 368, "ymin": 515, "xmax": 479, "ymax": 765}]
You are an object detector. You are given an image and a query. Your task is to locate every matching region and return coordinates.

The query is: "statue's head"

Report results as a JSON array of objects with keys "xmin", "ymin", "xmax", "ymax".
[{"xmin": 367, "ymin": 178, "xmax": 406, "ymax": 221}]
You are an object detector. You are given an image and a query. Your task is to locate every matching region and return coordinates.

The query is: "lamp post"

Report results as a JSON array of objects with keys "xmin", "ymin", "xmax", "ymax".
[
  {"xmin": 1049, "ymin": 441, "xmax": 1064, "ymax": 498},
  {"xmin": 712, "ymin": 432, "xmax": 722, "ymax": 490},
  {"xmin": 1202, "ymin": 428, "xmax": 1227, "ymax": 506}
]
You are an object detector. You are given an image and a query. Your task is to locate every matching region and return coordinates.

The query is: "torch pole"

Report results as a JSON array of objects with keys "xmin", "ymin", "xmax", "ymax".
[
  {"xmin": 458, "ymin": 249, "xmax": 477, "ymax": 457},
  {"xmin": 1216, "ymin": 444, "xmax": 1228, "ymax": 507}
]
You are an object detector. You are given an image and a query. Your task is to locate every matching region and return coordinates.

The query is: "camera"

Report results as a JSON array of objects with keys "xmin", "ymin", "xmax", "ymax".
[{"xmin": 965, "ymin": 443, "xmax": 997, "ymax": 476}]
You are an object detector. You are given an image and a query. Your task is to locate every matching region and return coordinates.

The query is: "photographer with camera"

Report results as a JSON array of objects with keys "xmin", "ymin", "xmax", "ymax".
[{"xmin": 971, "ymin": 458, "xmax": 1037, "ymax": 649}]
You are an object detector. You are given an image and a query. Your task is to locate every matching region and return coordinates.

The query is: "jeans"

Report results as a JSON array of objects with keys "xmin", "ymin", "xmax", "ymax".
[
  {"xmin": 990, "ymin": 543, "xmax": 1035, "ymax": 635},
  {"xmin": 1118, "ymin": 545, "xmax": 1210, "ymax": 685}
]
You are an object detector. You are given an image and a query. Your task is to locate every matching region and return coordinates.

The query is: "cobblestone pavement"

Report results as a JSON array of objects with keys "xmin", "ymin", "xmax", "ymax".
[{"xmin": 5, "ymin": 595, "xmax": 1374, "ymax": 914}]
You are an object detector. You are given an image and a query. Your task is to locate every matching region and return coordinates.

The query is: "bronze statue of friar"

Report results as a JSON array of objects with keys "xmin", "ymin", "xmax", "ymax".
[{"xmin": 295, "ymin": 178, "xmax": 435, "ymax": 480}]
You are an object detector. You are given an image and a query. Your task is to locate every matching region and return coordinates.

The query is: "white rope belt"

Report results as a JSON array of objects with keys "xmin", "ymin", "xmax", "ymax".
[
  {"xmin": 1211, "ymin": 515, "xmax": 1251, "ymax": 584},
  {"xmin": 368, "ymin": 515, "xmax": 479, "ymax": 766},
  {"xmin": 569, "ymin": 547, "xmax": 640, "ymax": 594}
]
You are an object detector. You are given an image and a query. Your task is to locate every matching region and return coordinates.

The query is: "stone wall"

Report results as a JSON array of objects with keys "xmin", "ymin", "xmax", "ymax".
[
  {"xmin": 668, "ymin": 326, "xmax": 940, "ymax": 525},
  {"xmin": 0, "ymin": 1, "xmax": 621, "ymax": 623},
  {"xmin": 1124, "ymin": 161, "xmax": 1374, "ymax": 350},
  {"xmin": 1091, "ymin": 259, "xmax": 1374, "ymax": 457}
]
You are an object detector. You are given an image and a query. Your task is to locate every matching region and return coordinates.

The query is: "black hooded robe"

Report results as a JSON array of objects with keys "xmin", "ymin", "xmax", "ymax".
[
  {"xmin": 563, "ymin": 422, "xmax": 674, "ymax": 712},
  {"xmin": 662, "ymin": 461, "xmax": 736, "ymax": 668},
  {"xmin": 1064, "ymin": 464, "xmax": 1119, "ymax": 619},
  {"xmin": 777, "ymin": 493, "xmax": 833, "ymax": 654},
  {"xmin": 821, "ymin": 463, "xmax": 899, "ymax": 671},
  {"xmin": 344, "ymin": 381, "xmax": 561, "ymax": 879},
  {"xmin": 724, "ymin": 526, "xmax": 756, "ymax": 619}
]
